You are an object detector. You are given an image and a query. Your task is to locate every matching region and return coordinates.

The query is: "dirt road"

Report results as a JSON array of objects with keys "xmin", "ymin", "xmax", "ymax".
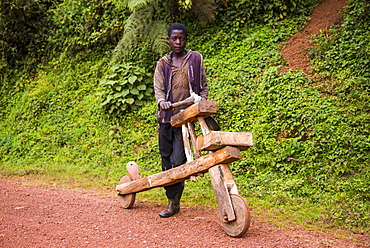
[{"xmin": 1, "ymin": 177, "xmax": 369, "ymax": 247}]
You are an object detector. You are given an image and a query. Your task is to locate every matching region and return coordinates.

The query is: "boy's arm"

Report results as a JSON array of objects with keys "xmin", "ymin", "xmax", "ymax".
[
  {"xmin": 154, "ymin": 60, "xmax": 167, "ymax": 105},
  {"xmin": 199, "ymin": 59, "xmax": 209, "ymax": 101}
]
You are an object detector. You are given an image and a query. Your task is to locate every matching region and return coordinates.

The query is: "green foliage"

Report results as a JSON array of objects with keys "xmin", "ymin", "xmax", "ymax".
[
  {"xmin": 110, "ymin": 4, "xmax": 169, "ymax": 64},
  {"xmin": 0, "ymin": 0, "xmax": 54, "ymax": 68},
  {"xmin": 310, "ymin": 0, "xmax": 370, "ymax": 79},
  {"xmin": 124, "ymin": 0, "xmax": 153, "ymax": 11},
  {"xmin": 178, "ymin": 0, "xmax": 192, "ymax": 10},
  {"xmin": 214, "ymin": 0, "xmax": 318, "ymax": 31},
  {"xmin": 99, "ymin": 63, "xmax": 153, "ymax": 115},
  {"xmin": 187, "ymin": 0, "xmax": 217, "ymax": 26},
  {"xmin": 110, "ymin": 0, "xmax": 218, "ymax": 63},
  {"xmin": 0, "ymin": 54, "xmax": 141, "ymax": 185},
  {"xmin": 49, "ymin": 0, "xmax": 128, "ymax": 54},
  {"xmin": 304, "ymin": 1, "xmax": 370, "ymax": 229}
]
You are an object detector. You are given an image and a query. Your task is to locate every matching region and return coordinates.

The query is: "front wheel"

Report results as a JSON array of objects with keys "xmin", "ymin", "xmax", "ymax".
[{"xmin": 219, "ymin": 194, "xmax": 251, "ymax": 238}]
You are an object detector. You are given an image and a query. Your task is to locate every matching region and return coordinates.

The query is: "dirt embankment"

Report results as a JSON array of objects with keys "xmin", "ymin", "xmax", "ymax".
[{"xmin": 281, "ymin": 0, "xmax": 347, "ymax": 74}]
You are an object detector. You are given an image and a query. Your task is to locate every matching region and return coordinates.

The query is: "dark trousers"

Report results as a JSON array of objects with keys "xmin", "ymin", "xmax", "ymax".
[{"xmin": 159, "ymin": 123, "xmax": 186, "ymax": 199}]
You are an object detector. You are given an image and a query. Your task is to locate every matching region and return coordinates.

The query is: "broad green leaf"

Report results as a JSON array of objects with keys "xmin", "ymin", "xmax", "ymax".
[
  {"xmin": 137, "ymin": 84, "xmax": 146, "ymax": 91},
  {"xmin": 130, "ymin": 88, "xmax": 139, "ymax": 95},
  {"xmin": 114, "ymin": 93, "xmax": 122, "ymax": 98},
  {"xmin": 106, "ymin": 73, "xmax": 117, "ymax": 79},
  {"xmin": 126, "ymin": 98, "xmax": 134, "ymax": 104},
  {"xmin": 145, "ymin": 88, "xmax": 153, "ymax": 96},
  {"xmin": 101, "ymin": 95, "xmax": 113, "ymax": 106},
  {"xmin": 109, "ymin": 65, "xmax": 119, "ymax": 71},
  {"xmin": 120, "ymin": 80, "xmax": 128, "ymax": 85},
  {"xmin": 122, "ymin": 90, "xmax": 130, "ymax": 97},
  {"xmin": 135, "ymin": 100, "xmax": 143, "ymax": 106},
  {"xmin": 138, "ymin": 93, "xmax": 144, "ymax": 100},
  {"xmin": 106, "ymin": 80, "xmax": 116, "ymax": 86},
  {"xmin": 100, "ymin": 99, "xmax": 109, "ymax": 106},
  {"xmin": 128, "ymin": 75, "xmax": 137, "ymax": 84}
]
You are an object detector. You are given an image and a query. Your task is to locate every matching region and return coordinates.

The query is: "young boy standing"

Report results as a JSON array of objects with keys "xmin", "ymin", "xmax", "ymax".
[{"xmin": 154, "ymin": 23, "xmax": 209, "ymax": 218}]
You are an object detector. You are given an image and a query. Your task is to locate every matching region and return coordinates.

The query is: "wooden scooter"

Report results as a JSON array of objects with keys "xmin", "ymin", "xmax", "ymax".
[{"xmin": 115, "ymin": 100, "xmax": 253, "ymax": 237}]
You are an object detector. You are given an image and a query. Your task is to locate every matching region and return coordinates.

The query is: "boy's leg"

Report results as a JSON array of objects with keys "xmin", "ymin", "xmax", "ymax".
[
  {"xmin": 158, "ymin": 124, "xmax": 186, "ymax": 217},
  {"xmin": 165, "ymin": 125, "xmax": 186, "ymax": 198},
  {"xmin": 159, "ymin": 123, "xmax": 183, "ymax": 198}
]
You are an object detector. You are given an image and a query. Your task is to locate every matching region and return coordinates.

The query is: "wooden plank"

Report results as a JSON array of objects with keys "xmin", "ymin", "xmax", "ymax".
[
  {"xmin": 209, "ymin": 165, "xmax": 236, "ymax": 222},
  {"xmin": 116, "ymin": 146, "xmax": 241, "ymax": 195},
  {"xmin": 217, "ymin": 163, "xmax": 239, "ymax": 195},
  {"xmin": 187, "ymin": 122, "xmax": 200, "ymax": 159},
  {"xmin": 170, "ymin": 100, "xmax": 217, "ymax": 127},
  {"xmin": 182, "ymin": 124, "xmax": 193, "ymax": 162},
  {"xmin": 183, "ymin": 123, "xmax": 198, "ymax": 182},
  {"xmin": 197, "ymin": 131, "xmax": 253, "ymax": 151},
  {"xmin": 198, "ymin": 116, "xmax": 211, "ymax": 136}
]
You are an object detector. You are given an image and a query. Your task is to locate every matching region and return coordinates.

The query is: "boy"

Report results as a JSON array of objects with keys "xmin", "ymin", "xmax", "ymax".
[{"xmin": 154, "ymin": 23, "xmax": 209, "ymax": 218}]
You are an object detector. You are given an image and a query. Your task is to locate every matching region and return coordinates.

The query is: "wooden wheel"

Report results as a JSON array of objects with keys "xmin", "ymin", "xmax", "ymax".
[
  {"xmin": 219, "ymin": 194, "xmax": 251, "ymax": 238},
  {"xmin": 117, "ymin": 175, "xmax": 136, "ymax": 209}
]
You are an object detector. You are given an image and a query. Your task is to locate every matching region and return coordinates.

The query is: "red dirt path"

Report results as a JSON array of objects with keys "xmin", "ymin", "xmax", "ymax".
[
  {"xmin": 281, "ymin": 0, "xmax": 347, "ymax": 74},
  {"xmin": 1, "ymin": 0, "xmax": 369, "ymax": 247}
]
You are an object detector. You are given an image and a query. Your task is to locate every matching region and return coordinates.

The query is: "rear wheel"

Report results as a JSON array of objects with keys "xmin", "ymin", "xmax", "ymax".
[{"xmin": 117, "ymin": 175, "xmax": 136, "ymax": 209}]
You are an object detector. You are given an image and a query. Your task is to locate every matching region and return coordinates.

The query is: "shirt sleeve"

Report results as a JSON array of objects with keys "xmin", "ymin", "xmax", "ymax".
[
  {"xmin": 154, "ymin": 59, "xmax": 166, "ymax": 105},
  {"xmin": 199, "ymin": 54, "xmax": 209, "ymax": 101}
]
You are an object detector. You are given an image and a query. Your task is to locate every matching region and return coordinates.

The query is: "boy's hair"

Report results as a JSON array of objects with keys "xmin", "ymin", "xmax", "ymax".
[{"xmin": 167, "ymin": 23, "xmax": 188, "ymax": 37}]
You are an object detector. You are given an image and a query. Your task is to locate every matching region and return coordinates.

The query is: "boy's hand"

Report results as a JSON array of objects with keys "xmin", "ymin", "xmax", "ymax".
[
  {"xmin": 159, "ymin": 101, "xmax": 172, "ymax": 110},
  {"xmin": 191, "ymin": 92, "xmax": 202, "ymax": 103}
]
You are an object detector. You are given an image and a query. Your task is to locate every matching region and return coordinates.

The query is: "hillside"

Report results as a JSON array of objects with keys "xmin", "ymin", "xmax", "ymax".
[{"xmin": 0, "ymin": 0, "xmax": 369, "ymax": 243}]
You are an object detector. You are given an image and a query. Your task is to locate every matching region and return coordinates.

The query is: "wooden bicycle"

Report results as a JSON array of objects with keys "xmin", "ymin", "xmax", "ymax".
[{"xmin": 116, "ymin": 100, "xmax": 253, "ymax": 237}]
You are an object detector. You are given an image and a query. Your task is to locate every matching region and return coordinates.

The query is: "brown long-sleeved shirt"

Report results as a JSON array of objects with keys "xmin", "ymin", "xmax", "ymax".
[{"xmin": 154, "ymin": 50, "xmax": 208, "ymax": 123}]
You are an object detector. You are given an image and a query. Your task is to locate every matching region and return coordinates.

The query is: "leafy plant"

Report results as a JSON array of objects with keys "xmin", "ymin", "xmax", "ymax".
[
  {"xmin": 310, "ymin": 0, "xmax": 370, "ymax": 79},
  {"xmin": 48, "ymin": 0, "xmax": 128, "ymax": 55},
  {"xmin": 0, "ymin": 0, "xmax": 54, "ymax": 68},
  {"xmin": 99, "ymin": 63, "xmax": 153, "ymax": 115},
  {"xmin": 110, "ymin": 0, "xmax": 219, "ymax": 64}
]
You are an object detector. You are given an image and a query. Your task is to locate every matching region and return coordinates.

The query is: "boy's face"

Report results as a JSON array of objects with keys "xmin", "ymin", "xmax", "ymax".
[{"xmin": 167, "ymin": 29, "xmax": 187, "ymax": 55}]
